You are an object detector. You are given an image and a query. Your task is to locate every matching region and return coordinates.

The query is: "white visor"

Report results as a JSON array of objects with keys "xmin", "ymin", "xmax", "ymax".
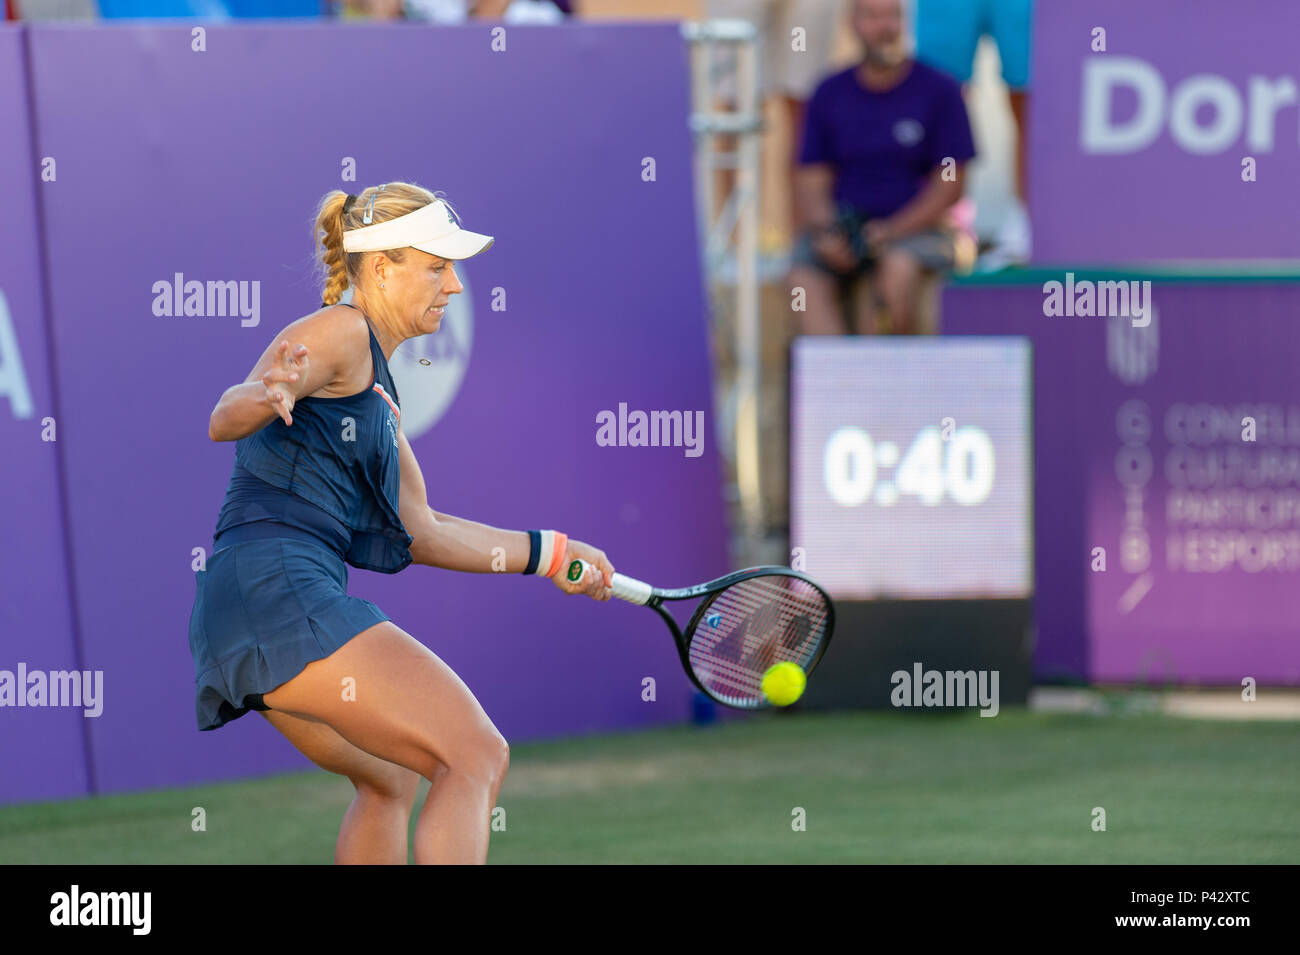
[{"xmin": 342, "ymin": 198, "xmax": 494, "ymax": 260}]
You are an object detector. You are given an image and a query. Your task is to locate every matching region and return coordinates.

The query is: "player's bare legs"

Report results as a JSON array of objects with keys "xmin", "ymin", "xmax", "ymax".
[
  {"xmin": 260, "ymin": 708, "xmax": 420, "ymax": 864},
  {"xmin": 262, "ymin": 621, "xmax": 510, "ymax": 864}
]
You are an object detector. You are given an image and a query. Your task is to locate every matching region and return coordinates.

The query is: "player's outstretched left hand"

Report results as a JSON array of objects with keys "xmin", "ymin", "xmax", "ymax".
[{"xmin": 552, "ymin": 539, "xmax": 614, "ymax": 601}]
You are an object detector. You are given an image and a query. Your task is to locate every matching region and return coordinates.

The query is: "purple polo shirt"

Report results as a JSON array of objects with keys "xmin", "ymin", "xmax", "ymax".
[{"xmin": 799, "ymin": 59, "xmax": 976, "ymax": 220}]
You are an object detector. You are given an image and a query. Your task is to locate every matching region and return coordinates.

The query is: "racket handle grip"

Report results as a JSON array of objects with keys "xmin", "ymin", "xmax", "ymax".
[{"xmin": 567, "ymin": 559, "xmax": 652, "ymax": 605}]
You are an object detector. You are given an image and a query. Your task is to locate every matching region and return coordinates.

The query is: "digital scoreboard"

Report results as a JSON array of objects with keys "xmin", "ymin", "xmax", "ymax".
[{"xmin": 790, "ymin": 338, "xmax": 1033, "ymax": 601}]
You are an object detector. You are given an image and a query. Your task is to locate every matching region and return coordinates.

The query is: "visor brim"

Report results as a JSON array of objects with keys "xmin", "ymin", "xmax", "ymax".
[{"xmin": 412, "ymin": 229, "xmax": 495, "ymax": 261}]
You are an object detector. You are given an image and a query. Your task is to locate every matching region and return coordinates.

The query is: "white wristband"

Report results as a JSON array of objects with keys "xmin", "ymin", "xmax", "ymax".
[{"xmin": 534, "ymin": 530, "xmax": 556, "ymax": 576}]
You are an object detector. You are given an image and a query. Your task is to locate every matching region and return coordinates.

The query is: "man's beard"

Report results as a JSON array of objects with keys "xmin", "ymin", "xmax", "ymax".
[{"xmin": 863, "ymin": 41, "xmax": 906, "ymax": 68}]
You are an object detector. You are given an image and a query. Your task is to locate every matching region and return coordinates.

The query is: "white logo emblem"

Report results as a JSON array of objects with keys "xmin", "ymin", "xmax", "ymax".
[{"xmin": 893, "ymin": 118, "xmax": 924, "ymax": 146}]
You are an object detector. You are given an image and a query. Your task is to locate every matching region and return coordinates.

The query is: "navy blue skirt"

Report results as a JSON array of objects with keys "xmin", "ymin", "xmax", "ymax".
[{"xmin": 188, "ymin": 535, "xmax": 389, "ymax": 731}]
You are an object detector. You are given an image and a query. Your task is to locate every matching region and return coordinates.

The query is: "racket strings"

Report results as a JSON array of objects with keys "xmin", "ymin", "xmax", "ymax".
[{"xmin": 687, "ymin": 576, "xmax": 829, "ymax": 707}]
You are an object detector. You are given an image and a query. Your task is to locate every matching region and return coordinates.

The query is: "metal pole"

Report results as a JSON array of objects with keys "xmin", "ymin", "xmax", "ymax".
[
  {"xmin": 688, "ymin": 23, "xmax": 714, "ymax": 281},
  {"xmin": 681, "ymin": 18, "xmax": 765, "ymax": 545},
  {"xmin": 734, "ymin": 32, "xmax": 763, "ymax": 541}
]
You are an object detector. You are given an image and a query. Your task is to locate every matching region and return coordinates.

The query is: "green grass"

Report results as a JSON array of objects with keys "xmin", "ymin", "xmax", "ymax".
[{"xmin": 1, "ymin": 709, "xmax": 1297, "ymax": 863}]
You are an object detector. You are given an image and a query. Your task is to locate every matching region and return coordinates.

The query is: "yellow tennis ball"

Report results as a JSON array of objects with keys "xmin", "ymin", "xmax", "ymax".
[{"xmin": 761, "ymin": 662, "xmax": 806, "ymax": 706}]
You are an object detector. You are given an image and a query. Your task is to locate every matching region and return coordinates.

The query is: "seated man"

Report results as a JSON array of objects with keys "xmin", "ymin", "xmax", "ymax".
[{"xmin": 790, "ymin": 0, "xmax": 977, "ymax": 335}]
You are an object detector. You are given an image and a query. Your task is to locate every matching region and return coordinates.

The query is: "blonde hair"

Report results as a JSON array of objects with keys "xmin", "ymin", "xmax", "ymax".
[{"xmin": 314, "ymin": 182, "xmax": 456, "ymax": 306}]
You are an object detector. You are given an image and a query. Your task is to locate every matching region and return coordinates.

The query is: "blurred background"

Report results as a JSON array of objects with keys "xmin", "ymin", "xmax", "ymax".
[{"xmin": 1, "ymin": 0, "xmax": 1297, "ymax": 863}]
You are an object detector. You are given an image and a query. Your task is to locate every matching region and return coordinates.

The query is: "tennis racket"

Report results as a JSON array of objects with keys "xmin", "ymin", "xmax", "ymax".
[{"xmin": 567, "ymin": 559, "xmax": 835, "ymax": 709}]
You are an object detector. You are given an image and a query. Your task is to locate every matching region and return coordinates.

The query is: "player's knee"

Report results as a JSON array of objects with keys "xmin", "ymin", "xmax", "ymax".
[
  {"xmin": 497, "ymin": 737, "xmax": 510, "ymax": 778},
  {"xmin": 414, "ymin": 730, "xmax": 507, "ymax": 791},
  {"xmin": 353, "ymin": 762, "xmax": 420, "ymax": 806},
  {"xmin": 449, "ymin": 732, "xmax": 510, "ymax": 789},
  {"xmin": 482, "ymin": 733, "xmax": 510, "ymax": 787}
]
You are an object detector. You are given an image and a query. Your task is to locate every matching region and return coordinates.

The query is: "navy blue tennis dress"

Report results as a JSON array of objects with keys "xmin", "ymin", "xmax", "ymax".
[{"xmin": 189, "ymin": 303, "xmax": 414, "ymax": 731}]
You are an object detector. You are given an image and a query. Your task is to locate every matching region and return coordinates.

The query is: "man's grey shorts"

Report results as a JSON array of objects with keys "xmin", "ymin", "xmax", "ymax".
[{"xmin": 791, "ymin": 225, "xmax": 969, "ymax": 279}]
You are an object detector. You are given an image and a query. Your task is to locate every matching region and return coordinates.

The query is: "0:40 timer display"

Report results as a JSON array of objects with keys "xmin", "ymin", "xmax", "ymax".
[{"xmin": 823, "ymin": 426, "xmax": 996, "ymax": 507}]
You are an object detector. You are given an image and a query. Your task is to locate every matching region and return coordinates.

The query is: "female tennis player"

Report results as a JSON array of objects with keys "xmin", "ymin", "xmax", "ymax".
[{"xmin": 190, "ymin": 181, "xmax": 615, "ymax": 865}]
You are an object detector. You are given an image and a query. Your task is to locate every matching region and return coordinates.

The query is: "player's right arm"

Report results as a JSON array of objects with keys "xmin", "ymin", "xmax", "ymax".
[{"xmin": 208, "ymin": 309, "xmax": 360, "ymax": 441}]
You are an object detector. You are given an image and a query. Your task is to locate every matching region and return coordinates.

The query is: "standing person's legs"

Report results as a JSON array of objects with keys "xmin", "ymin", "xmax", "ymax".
[
  {"xmin": 912, "ymin": 0, "xmax": 981, "ymax": 86},
  {"xmin": 262, "ymin": 621, "xmax": 511, "ymax": 865},
  {"xmin": 991, "ymin": 0, "xmax": 1033, "ymax": 198},
  {"xmin": 994, "ymin": 0, "xmax": 1034, "ymax": 257},
  {"xmin": 1007, "ymin": 89, "xmax": 1029, "ymax": 202}
]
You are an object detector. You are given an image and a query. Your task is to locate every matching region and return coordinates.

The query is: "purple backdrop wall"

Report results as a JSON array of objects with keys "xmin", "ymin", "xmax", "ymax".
[
  {"xmin": 945, "ymin": 277, "xmax": 1300, "ymax": 686},
  {"xmin": 0, "ymin": 26, "xmax": 93, "ymax": 805},
  {"xmin": 1030, "ymin": 0, "xmax": 1300, "ymax": 263},
  {"xmin": 1, "ymin": 22, "xmax": 729, "ymax": 806}
]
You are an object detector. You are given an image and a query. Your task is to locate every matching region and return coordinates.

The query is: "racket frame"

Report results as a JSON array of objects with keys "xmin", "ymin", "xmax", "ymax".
[{"xmin": 599, "ymin": 564, "xmax": 837, "ymax": 707}]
